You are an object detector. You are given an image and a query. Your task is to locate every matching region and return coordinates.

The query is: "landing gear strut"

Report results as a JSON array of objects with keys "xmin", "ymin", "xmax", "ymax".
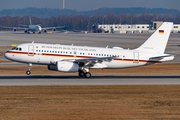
[{"xmin": 26, "ymin": 63, "xmax": 32, "ymax": 75}]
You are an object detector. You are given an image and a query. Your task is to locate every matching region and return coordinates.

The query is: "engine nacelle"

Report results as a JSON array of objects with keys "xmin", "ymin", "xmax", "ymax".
[
  {"xmin": 24, "ymin": 30, "xmax": 28, "ymax": 33},
  {"xmin": 13, "ymin": 28, "xmax": 17, "ymax": 31},
  {"xmin": 48, "ymin": 61, "xmax": 79, "ymax": 72}
]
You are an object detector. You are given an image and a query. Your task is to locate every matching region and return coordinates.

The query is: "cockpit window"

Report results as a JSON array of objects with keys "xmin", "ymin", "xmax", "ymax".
[
  {"xmin": 11, "ymin": 47, "xmax": 17, "ymax": 50},
  {"xmin": 11, "ymin": 47, "xmax": 22, "ymax": 51}
]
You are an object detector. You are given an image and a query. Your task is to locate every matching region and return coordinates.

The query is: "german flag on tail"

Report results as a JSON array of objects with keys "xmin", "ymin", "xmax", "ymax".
[{"xmin": 159, "ymin": 30, "xmax": 164, "ymax": 34}]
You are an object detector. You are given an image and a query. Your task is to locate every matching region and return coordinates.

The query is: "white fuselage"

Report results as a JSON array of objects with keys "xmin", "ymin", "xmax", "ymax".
[
  {"xmin": 4, "ymin": 43, "xmax": 173, "ymax": 69},
  {"xmin": 28, "ymin": 25, "xmax": 42, "ymax": 32}
]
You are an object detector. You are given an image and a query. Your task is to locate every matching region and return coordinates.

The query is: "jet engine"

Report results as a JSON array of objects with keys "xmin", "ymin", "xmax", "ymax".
[
  {"xmin": 44, "ymin": 30, "xmax": 47, "ymax": 33},
  {"xmin": 13, "ymin": 28, "xmax": 17, "ymax": 31},
  {"xmin": 48, "ymin": 61, "xmax": 79, "ymax": 72},
  {"xmin": 24, "ymin": 30, "xmax": 28, "ymax": 33},
  {"xmin": 53, "ymin": 28, "xmax": 56, "ymax": 31}
]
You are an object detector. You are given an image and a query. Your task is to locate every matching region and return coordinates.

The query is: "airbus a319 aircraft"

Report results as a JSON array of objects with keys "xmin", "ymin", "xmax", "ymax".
[
  {"xmin": 0, "ymin": 16, "xmax": 65, "ymax": 34},
  {"xmin": 4, "ymin": 22, "xmax": 174, "ymax": 78}
]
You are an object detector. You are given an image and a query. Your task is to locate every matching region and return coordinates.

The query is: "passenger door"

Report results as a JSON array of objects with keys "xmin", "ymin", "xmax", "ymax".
[
  {"xmin": 28, "ymin": 45, "xmax": 34, "ymax": 56},
  {"xmin": 133, "ymin": 52, "xmax": 139, "ymax": 63}
]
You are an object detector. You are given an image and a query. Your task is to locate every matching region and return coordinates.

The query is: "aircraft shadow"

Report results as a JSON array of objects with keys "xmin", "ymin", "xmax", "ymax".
[{"xmin": 0, "ymin": 75, "xmax": 180, "ymax": 79}]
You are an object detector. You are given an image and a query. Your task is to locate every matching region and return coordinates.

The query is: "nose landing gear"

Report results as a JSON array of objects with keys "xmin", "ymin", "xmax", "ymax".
[{"xmin": 26, "ymin": 63, "xmax": 32, "ymax": 75}]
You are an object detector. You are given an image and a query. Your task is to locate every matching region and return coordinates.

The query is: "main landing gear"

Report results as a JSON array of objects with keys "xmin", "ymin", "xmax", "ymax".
[
  {"xmin": 78, "ymin": 68, "xmax": 91, "ymax": 78},
  {"xmin": 26, "ymin": 63, "xmax": 32, "ymax": 75}
]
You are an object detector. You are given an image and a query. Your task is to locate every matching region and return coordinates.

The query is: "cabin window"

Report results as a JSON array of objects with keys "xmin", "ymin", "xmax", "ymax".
[{"xmin": 19, "ymin": 48, "xmax": 22, "ymax": 51}]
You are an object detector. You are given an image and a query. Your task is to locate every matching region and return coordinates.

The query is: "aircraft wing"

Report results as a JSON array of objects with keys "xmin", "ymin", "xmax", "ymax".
[
  {"xmin": 19, "ymin": 24, "xmax": 29, "ymax": 27},
  {"xmin": 62, "ymin": 56, "xmax": 114, "ymax": 68},
  {"xmin": 42, "ymin": 25, "xmax": 65, "ymax": 30},
  {"xmin": 0, "ymin": 25, "xmax": 27, "ymax": 30}
]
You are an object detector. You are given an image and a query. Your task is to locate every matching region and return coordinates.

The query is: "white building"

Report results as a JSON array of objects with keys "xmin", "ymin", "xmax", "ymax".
[{"xmin": 98, "ymin": 22, "xmax": 180, "ymax": 33}]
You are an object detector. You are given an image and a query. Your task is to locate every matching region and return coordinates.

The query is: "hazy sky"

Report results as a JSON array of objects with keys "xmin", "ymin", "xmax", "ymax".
[{"xmin": 0, "ymin": 0, "xmax": 180, "ymax": 11}]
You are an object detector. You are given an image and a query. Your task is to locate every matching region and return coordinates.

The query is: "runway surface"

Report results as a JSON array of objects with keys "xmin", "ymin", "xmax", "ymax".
[{"xmin": 0, "ymin": 75, "xmax": 180, "ymax": 85}]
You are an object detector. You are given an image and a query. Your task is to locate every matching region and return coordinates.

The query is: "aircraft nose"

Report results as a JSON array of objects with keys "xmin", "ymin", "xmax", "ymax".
[
  {"xmin": 4, "ymin": 51, "xmax": 8, "ymax": 59},
  {"xmin": 4, "ymin": 51, "xmax": 11, "ymax": 60},
  {"xmin": 39, "ymin": 27, "xmax": 42, "ymax": 31}
]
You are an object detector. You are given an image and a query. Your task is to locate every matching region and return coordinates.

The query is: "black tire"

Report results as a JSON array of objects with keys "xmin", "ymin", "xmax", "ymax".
[
  {"xmin": 85, "ymin": 72, "xmax": 91, "ymax": 78},
  {"xmin": 78, "ymin": 71, "xmax": 85, "ymax": 77},
  {"xmin": 26, "ymin": 71, "xmax": 31, "ymax": 75}
]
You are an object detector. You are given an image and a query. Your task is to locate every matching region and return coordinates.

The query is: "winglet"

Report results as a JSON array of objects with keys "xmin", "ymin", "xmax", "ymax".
[{"xmin": 136, "ymin": 22, "xmax": 173, "ymax": 53}]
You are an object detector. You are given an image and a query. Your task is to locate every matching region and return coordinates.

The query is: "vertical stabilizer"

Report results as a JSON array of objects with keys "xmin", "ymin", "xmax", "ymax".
[{"xmin": 136, "ymin": 22, "xmax": 173, "ymax": 53}]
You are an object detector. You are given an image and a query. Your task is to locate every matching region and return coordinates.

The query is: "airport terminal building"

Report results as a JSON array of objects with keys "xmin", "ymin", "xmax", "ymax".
[{"xmin": 98, "ymin": 21, "xmax": 180, "ymax": 33}]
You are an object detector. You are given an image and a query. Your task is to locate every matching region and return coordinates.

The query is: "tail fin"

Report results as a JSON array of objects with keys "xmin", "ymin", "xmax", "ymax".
[{"xmin": 136, "ymin": 22, "xmax": 173, "ymax": 53}]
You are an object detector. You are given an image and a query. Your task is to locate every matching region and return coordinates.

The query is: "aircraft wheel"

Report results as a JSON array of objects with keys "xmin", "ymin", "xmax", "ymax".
[
  {"xmin": 26, "ymin": 71, "xmax": 31, "ymax": 75},
  {"xmin": 78, "ymin": 71, "xmax": 85, "ymax": 77},
  {"xmin": 85, "ymin": 72, "xmax": 91, "ymax": 78}
]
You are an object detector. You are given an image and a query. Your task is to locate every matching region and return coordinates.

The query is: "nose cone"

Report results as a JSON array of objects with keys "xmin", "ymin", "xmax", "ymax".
[
  {"xmin": 39, "ymin": 26, "xmax": 42, "ymax": 31},
  {"xmin": 4, "ymin": 51, "xmax": 9, "ymax": 59},
  {"xmin": 4, "ymin": 51, "xmax": 12, "ymax": 60}
]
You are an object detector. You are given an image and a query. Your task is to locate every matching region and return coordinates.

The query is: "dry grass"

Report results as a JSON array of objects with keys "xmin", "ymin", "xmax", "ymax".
[
  {"xmin": 0, "ymin": 86, "xmax": 180, "ymax": 120},
  {"xmin": 1, "ymin": 63, "xmax": 180, "ymax": 119},
  {"xmin": 1, "ymin": 63, "xmax": 180, "ymax": 75}
]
